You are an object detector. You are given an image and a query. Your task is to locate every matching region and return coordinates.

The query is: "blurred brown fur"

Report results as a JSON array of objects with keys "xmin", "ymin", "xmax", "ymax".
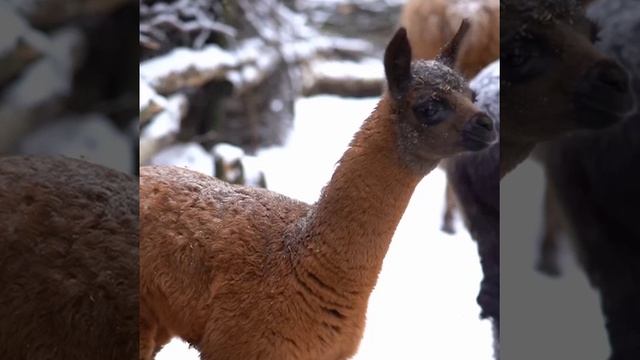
[
  {"xmin": 401, "ymin": 0, "xmax": 499, "ymax": 78},
  {"xmin": 0, "ymin": 156, "xmax": 138, "ymax": 359}
]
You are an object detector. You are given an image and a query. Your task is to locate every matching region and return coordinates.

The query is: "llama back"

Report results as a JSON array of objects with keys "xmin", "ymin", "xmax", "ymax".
[
  {"xmin": 0, "ymin": 156, "xmax": 138, "ymax": 360},
  {"xmin": 139, "ymin": 165, "xmax": 311, "ymax": 344}
]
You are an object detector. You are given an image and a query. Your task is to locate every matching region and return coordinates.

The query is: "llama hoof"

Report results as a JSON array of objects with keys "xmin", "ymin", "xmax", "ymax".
[
  {"xmin": 535, "ymin": 258, "xmax": 562, "ymax": 277},
  {"xmin": 440, "ymin": 222, "xmax": 456, "ymax": 235}
]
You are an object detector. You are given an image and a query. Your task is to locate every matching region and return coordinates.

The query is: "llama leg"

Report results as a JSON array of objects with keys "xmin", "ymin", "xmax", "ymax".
[
  {"xmin": 440, "ymin": 182, "xmax": 457, "ymax": 234},
  {"xmin": 152, "ymin": 326, "xmax": 173, "ymax": 357},
  {"xmin": 477, "ymin": 248, "xmax": 499, "ymax": 323},
  {"xmin": 139, "ymin": 318, "xmax": 157, "ymax": 360},
  {"xmin": 536, "ymin": 177, "xmax": 562, "ymax": 276},
  {"xmin": 545, "ymin": 154, "xmax": 639, "ymax": 359},
  {"xmin": 140, "ymin": 303, "xmax": 171, "ymax": 360},
  {"xmin": 592, "ymin": 252, "xmax": 640, "ymax": 360},
  {"xmin": 475, "ymin": 224, "xmax": 499, "ymax": 327},
  {"xmin": 491, "ymin": 318, "xmax": 500, "ymax": 360}
]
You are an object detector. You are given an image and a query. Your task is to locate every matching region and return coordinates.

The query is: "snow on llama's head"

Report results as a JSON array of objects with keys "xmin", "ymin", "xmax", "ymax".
[{"xmin": 383, "ymin": 20, "xmax": 497, "ymax": 170}]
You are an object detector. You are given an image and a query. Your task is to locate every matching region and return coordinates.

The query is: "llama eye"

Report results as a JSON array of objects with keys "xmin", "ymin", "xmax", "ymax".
[
  {"xmin": 414, "ymin": 100, "xmax": 450, "ymax": 126},
  {"xmin": 423, "ymin": 102, "xmax": 442, "ymax": 117},
  {"xmin": 502, "ymin": 37, "xmax": 549, "ymax": 83},
  {"xmin": 471, "ymin": 90, "xmax": 478, "ymax": 103},
  {"xmin": 505, "ymin": 44, "xmax": 529, "ymax": 68}
]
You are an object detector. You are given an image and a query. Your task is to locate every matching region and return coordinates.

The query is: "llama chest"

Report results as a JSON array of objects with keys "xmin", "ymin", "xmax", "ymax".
[{"xmin": 201, "ymin": 283, "xmax": 364, "ymax": 360}]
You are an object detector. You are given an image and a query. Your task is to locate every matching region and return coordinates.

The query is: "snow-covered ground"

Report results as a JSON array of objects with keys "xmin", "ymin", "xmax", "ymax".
[
  {"xmin": 500, "ymin": 160, "xmax": 609, "ymax": 360},
  {"xmin": 156, "ymin": 95, "xmax": 494, "ymax": 359}
]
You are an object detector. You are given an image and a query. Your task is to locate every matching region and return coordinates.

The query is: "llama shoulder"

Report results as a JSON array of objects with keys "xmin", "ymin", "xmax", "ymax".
[
  {"xmin": 140, "ymin": 165, "xmax": 309, "ymax": 226},
  {"xmin": 140, "ymin": 165, "xmax": 311, "ymax": 267}
]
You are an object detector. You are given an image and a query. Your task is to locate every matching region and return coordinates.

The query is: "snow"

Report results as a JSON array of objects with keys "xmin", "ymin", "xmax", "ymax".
[
  {"xmin": 1, "ymin": 25, "xmax": 82, "ymax": 108},
  {"xmin": 311, "ymin": 58, "xmax": 384, "ymax": 81},
  {"xmin": 470, "ymin": 60, "xmax": 500, "ymax": 125},
  {"xmin": 6, "ymin": 0, "xmax": 49, "ymax": 17},
  {"xmin": 141, "ymin": 94, "xmax": 187, "ymax": 139},
  {"xmin": 43, "ymin": 27, "xmax": 83, "ymax": 70},
  {"xmin": 155, "ymin": 341, "xmax": 200, "ymax": 360},
  {"xmin": 150, "ymin": 142, "xmax": 214, "ymax": 176},
  {"xmin": 139, "ymin": 24, "xmax": 372, "ymax": 95},
  {"xmin": 212, "ymin": 143, "xmax": 244, "ymax": 163},
  {"xmin": 0, "ymin": 3, "xmax": 30, "ymax": 56},
  {"xmin": 235, "ymin": 39, "xmax": 279, "ymax": 69},
  {"xmin": 155, "ymin": 95, "xmax": 493, "ymax": 359},
  {"xmin": 270, "ymin": 98, "xmax": 285, "ymax": 112},
  {"xmin": 4, "ymin": 59, "xmax": 69, "ymax": 107},
  {"xmin": 143, "ymin": 45, "xmax": 234, "ymax": 76},
  {"xmin": 140, "ymin": 79, "xmax": 167, "ymax": 113},
  {"xmin": 297, "ymin": 0, "xmax": 406, "ymax": 8},
  {"xmin": 18, "ymin": 114, "xmax": 132, "ymax": 174},
  {"xmin": 139, "ymin": 43, "xmax": 237, "ymax": 86},
  {"xmin": 241, "ymin": 155, "xmax": 267, "ymax": 187},
  {"xmin": 500, "ymin": 160, "xmax": 609, "ymax": 359},
  {"xmin": 139, "ymin": 39, "xmax": 281, "ymax": 91},
  {"xmin": 256, "ymin": 95, "xmax": 368, "ymax": 203},
  {"xmin": 211, "ymin": 143, "xmax": 245, "ymax": 183}
]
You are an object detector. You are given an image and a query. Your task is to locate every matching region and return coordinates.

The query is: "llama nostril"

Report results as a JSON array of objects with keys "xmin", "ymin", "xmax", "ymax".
[
  {"xmin": 591, "ymin": 62, "xmax": 629, "ymax": 93},
  {"xmin": 474, "ymin": 114, "xmax": 493, "ymax": 131}
]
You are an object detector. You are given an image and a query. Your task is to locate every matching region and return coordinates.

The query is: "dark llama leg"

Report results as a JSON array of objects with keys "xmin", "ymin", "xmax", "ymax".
[
  {"xmin": 441, "ymin": 182, "xmax": 458, "ymax": 234},
  {"xmin": 536, "ymin": 178, "xmax": 563, "ymax": 277}
]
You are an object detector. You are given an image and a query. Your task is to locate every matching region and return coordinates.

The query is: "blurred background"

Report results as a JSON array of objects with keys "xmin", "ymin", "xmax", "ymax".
[
  {"xmin": 0, "ymin": 0, "xmax": 138, "ymax": 173},
  {"xmin": 139, "ymin": 0, "xmax": 397, "ymax": 181},
  {"xmin": 139, "ymin": 0, "xmax": 495, "ymax": 358}
]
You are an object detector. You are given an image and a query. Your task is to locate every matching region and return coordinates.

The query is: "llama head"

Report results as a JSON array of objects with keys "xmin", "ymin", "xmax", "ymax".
[
  {"xmin": 501, "ymin": 0, "xmax": 634, "ymax": 143},
  {"xmin": 384, "ymin": 20, "xmax": 497, "ymax": 165}
]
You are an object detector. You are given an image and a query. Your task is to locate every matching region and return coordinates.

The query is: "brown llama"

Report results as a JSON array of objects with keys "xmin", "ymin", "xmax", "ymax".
[
  {"xmin": 400, "ymin": 0, "xmax": 500, "ymax": 235},
  {"xmin": 139, "ymin": 21, "xmax": 497, "ymax": 360},
  {"xmin": 401, "ymin": 0, "xmax": 498, "ymax": 236},
  {"xmin": 0, "ymin": 156, "xmax": 139, "ymax": 359},
  {"xmin": 401, "ymin": 0, "xmax": 499, "ymax": 79}
]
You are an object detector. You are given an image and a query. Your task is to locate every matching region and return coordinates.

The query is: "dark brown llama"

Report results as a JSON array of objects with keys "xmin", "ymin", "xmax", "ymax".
[
  {"xmin": 532, "ymin": 0, "xmax": 639, "ymax": 358},
  {"xmin": 442, "ymin": 1, "xmax": 634, "ymax": 358},
  {"xmin": 139, "ymin": 21, "xmax": 496, "ymax": 360},
  {"xmin": 437, "ymin": 60, "xmax": 500, "ymax": 359},
  {"xmin": 0, "ymin": 156, "xmax": 139, "ymax": 360},
  {"xmin": 501, "ymin": 0, "xmax": 633, "ymax": 176}
]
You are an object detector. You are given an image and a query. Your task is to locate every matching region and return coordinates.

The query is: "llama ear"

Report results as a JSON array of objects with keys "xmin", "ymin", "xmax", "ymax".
[
  {"xmin": 436, "ymin": 19, "xmax": 470, "ymax": 68},
  {"xmin": 384, "ymin": 27, "xmax": 412, "ymax": 100}
]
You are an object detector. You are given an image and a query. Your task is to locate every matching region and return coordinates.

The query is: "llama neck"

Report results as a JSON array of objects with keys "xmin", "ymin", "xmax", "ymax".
[
  {"xmin": 294, "ymin": 96, "xmax": 435, "ymax": 296},
  {"xmin": 500, "ymin": 138, "xmax": 535, "ymax": 178}
]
